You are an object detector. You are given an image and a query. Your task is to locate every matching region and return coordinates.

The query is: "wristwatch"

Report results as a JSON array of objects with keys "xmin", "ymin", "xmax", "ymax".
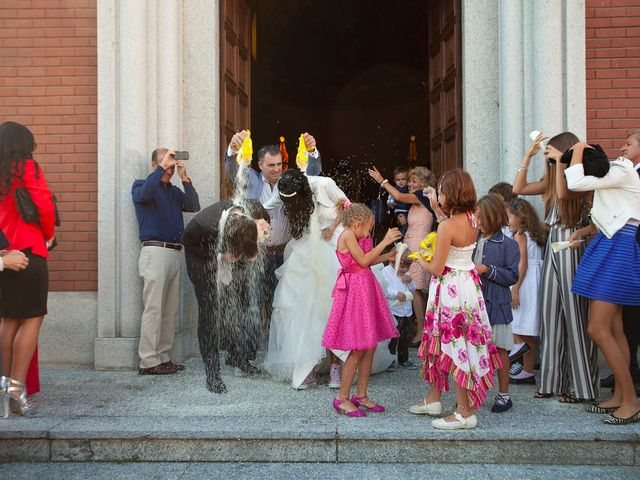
[{"xmin": 380, "ymin": 179, "xmax": 389, "ymax": 186}]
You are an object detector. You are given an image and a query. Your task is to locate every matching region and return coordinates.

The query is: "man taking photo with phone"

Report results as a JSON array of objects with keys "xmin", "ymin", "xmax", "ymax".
[{"xmin": 132, "ymin": 148, "xmax": 200, "ymax": 375}]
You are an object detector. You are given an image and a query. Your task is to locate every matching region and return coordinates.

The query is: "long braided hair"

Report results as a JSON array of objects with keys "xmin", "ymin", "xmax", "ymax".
[
  {"xmin": 277, "ymin": 169, "xmax": 315, "ymax": 240},
  {"xmin": 0, "ymin": 122, "xmax": 38, "ymax": 198}
]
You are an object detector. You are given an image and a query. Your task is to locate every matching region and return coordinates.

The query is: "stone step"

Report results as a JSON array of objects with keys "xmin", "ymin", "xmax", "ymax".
[
  {"xmin": 1, "ymin": 414, "xmax": 638, "ymax": 465},
  {"xmin": 2, "ymin": 462, "xmax": 640, "ymax": 480},
  {"xmin": 1, "ymin": 363, "xmax": 638, "ymax": 466}
]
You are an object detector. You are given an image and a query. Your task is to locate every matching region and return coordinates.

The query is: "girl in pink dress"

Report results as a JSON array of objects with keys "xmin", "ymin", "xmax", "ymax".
[{"xmin": 322, "ymin": 202, "xmax": 402, "ymax": 417}]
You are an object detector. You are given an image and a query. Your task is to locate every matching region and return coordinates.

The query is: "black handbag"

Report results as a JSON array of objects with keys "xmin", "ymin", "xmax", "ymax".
[
  {"xmin": 14, "ymin": 188, "xmax": 61, "ymax": 227},
  {"xmin": 14, "ymin": 187, "xmax": 40, "ymax": 225},
  {"xmin": 370, "ymin": 186, "xmax": 386, "ymax": 225}
]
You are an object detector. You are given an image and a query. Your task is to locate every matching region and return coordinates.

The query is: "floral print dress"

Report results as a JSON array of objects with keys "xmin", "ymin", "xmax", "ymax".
[{"xmin": 418, "ymin": 244, "xmax": 501, "ymax": 408}]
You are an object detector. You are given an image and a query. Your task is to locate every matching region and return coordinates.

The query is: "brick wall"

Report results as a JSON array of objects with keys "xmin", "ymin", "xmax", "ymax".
[
  {"xmin": 586, "ymin": 0, "xmax": 640, "ymax": 154},
  {"xmin": 0, "ymin": 0, "xmax": 97, "ymax": 291}
]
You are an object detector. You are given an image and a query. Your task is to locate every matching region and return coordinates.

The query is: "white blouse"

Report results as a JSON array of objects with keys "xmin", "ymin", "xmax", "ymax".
[{"xmin": 565, "ymin": 157, "xmax": 640, "ymax": 238}]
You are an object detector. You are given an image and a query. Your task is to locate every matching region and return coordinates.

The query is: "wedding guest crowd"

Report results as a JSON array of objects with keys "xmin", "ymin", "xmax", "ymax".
[{"xmin": 3, "ymin": 119, "xmax": 639, "ymax": 430}]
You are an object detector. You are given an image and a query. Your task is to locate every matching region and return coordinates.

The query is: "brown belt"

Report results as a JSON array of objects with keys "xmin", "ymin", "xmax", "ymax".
[
  {"xmin": 264, "ymin": 244, "xmax": 286, "ymax": 255},
  {"xmin": 142, "ymin": 240, "xmax": 183, "ymax": 251}
]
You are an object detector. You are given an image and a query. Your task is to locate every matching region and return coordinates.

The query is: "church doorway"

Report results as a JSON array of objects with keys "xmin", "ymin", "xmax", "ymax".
[{"xmin": 220, "ymin": 0, "xmax": 461, "ymax": 200}]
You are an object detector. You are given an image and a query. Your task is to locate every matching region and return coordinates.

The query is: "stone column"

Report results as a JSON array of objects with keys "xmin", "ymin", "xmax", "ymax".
[
  {"xmin": 499, "ymin": 0, "xmax": 524, "ymax": 183},
  {"xmin": 461, "ymin": 0, "xmax": 500, "ymax": 196},
  {"xmin": 461, "ymin": 0, "xmax": 586, "ymax": 203},
  {"xmin": 95, "ymin": 0, "xmax": 220, "ymax": 369}
]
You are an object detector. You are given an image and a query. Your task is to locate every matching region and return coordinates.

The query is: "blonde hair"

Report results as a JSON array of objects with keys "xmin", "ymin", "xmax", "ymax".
[
  {"xmin": 408, "ymin": 166, "xmax": 436, "ymax": 188},
  {"xmin": 336, "ymin": 199, "xmax": 373, "ymax": 227}
]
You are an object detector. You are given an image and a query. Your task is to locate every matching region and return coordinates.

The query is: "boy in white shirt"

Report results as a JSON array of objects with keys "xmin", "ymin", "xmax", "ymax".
[{"xmin": 381, "ymin": 252, "xmax": 417, "ymax": 369}]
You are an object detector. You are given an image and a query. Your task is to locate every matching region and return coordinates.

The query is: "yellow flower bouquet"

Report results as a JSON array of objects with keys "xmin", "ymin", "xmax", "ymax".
[{"xmin": 408, "ymin": 232, "xmax": 437, "ymax": 262}]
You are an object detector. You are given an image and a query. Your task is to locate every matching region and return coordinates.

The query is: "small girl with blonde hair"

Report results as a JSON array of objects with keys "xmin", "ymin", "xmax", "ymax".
[{"xmin": 322, "ymin": 202, "xmax": 401, "ymax": 417}]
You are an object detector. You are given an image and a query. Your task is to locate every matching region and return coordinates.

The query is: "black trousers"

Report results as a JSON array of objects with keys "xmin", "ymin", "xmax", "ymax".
[
  {"xmin": 388, "ymin": 315, "xmax": 413, "ymax": 364},
  {"xmin": 185, "ymin": 249, "xmax": 259, "ymax": 383},
  {"xmin": 261, "ymin": 252, "xmax": 283, "ymax": 325},
  {"xmin": 623, "ymin": 305, "xmax": 640, "ymax": 374}
]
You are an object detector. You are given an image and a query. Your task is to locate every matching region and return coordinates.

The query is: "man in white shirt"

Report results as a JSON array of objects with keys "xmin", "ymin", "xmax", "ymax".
[{"xmin": 380, "ymin": 253, "xmax": 417, "ymax": 369}]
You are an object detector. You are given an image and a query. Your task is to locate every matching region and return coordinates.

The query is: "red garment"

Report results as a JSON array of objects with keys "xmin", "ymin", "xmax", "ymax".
[
  {"xmin": 0, "ymin": 159, "xmax": 55, "ymax": 258},
  {"xmin": 26, "ymin": 347, "xmax": 40, "ymax": 396}
]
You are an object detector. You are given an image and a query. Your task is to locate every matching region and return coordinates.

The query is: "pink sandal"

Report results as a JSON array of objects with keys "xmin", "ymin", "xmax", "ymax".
[
  {"xmin": 351, "ymin": 394, "xmax": 385, "ymax": 412},
  {"xmin": 332, "ymin": 398, "xmax": 366, "ymax": 417}
]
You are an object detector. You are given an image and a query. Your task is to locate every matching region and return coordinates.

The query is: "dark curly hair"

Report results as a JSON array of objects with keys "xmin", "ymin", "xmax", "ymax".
[
  {"xmin": 277, "ymin": 169, "xmax": 315, "ymax": 240},
  {"xmin": 0, "ymin": 122, "xmax": 38, "ymax": 198}
]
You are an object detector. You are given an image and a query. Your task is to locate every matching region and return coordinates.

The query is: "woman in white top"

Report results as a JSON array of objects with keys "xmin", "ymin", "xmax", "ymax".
[{"xmin": 566, "ymin": 142, "xmax": 640, "ymax": 425}]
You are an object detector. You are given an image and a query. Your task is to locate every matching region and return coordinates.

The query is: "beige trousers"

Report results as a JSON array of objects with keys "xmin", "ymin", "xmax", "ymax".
[{"xmin": 138, "ymin": 246, "xmax": 182, "ymax": 368}]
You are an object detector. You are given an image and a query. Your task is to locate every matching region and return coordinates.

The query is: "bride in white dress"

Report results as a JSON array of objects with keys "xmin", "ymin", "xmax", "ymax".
[{"xmin": 263, "ymin": 170, "xmax": 395, "ymax": 389}]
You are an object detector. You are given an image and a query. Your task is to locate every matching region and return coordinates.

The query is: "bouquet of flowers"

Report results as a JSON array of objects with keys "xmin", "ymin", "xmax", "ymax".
[
  {"xmin": 255, "ymin": 219, "xmax": 271, "ymax": 243},
  {"xmin": 408, "ymin": 232, "xmax": 437, "ymax": 262}
]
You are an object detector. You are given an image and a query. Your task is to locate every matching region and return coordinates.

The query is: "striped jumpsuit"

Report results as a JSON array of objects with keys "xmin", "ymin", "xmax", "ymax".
[{"xmin": 538, "ymin": 203, "xmax": 599, "ymax": 399}]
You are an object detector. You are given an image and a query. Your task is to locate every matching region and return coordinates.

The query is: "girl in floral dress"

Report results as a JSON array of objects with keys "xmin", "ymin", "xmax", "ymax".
[{"xmin": 409, "ymin": 169, "xmax": 501, "ymax": 430}]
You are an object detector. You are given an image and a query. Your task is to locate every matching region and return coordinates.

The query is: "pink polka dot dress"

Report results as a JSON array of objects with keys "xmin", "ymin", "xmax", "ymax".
[{"xmin": 322, "ymin": 235, "xmax": 399, "ymax": 351}]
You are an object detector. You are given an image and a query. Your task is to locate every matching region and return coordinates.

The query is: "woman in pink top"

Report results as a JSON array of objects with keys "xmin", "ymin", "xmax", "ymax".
[{"xmin": 369, "ymin": 166, "xmax": 436, "ymax": 343}]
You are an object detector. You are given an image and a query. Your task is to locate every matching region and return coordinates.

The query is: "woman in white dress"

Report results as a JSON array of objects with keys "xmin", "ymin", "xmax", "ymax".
[
  {"xmin": 263, "ymin": 170, "xmax": 396, "ymax": 389},
  {"xmin": 263, "ymin": 170, "xmax": 348, "ymax": 389}
]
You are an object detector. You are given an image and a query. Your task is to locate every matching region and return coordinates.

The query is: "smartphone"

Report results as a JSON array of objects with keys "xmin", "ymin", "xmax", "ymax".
[{"xmin": 174, "ymin": 151, "xmax": 189, "ymax": 161}]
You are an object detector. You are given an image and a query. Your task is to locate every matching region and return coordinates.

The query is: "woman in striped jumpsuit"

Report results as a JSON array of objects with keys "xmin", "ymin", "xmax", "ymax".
[{"xmin": 513, "ymin": 132, "xmax": 599, "ymax": 402}]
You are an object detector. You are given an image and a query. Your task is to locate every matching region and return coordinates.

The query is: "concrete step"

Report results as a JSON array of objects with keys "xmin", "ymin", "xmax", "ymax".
[
  {"xmin": 0, "ymin": 362, "xmax": 638, "ymax": 466},
  {"xmin": 2, "ymin": 462, "xmax": 640, "ymax": 480}
]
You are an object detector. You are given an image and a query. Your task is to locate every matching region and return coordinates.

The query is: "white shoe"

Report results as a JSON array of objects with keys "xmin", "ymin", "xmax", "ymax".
[
  {"xmin": 431, "ymin": 411, "xmax": 477, "ymax": 430},
  {"xmin": 328, "ymin": 365, "xmax": 341, "ymax": 389},
  {"xmin": 408, "ymin": 399, "xmax": 442, "ymax": 416}
]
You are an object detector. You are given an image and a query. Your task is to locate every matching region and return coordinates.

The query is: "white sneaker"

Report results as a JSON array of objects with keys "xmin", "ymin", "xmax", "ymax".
[
  {"xmin": 329, "ymin": 364, "xmax": 341, "ymax": 389},
  {"xmin": 431, "ymin": 412, "xmax": 477, "ymax": 430},
  {"xmin": 408, "ymin": 399, "xmax": 443, "ymax": 416}
]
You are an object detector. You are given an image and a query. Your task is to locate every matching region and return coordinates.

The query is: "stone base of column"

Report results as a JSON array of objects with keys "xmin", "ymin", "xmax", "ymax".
[{"xmin": 94, "ymin": 331, "xmax": 193, "ymax": 370}]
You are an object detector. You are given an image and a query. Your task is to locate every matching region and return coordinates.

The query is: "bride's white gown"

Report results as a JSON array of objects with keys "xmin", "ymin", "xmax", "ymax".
[{"xmin": 263, "ymin": 176, "xmax": 394, "ymax": 388}]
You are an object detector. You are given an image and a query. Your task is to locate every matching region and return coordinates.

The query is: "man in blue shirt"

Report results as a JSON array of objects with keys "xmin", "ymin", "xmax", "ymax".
[{"xmin": 132, "ymin": 148, "xmax": 200, "ymax": 375}]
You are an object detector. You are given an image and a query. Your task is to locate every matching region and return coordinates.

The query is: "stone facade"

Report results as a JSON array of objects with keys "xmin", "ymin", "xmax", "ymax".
[{"xmin": 1, "ymin": 0, "xmax": 638, "ymax": 367}]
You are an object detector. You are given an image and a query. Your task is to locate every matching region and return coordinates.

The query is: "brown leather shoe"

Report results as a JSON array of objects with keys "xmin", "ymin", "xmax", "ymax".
[
  {"xmin": 163, "ymin": 361, "xmax": 185, "ymax": 371},
  {"xmin": 139, "ymin": 363, "xmax": 179, "ymax": 375}
]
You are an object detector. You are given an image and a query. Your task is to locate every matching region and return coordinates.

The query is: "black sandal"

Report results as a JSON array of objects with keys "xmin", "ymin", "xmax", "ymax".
[
  {"xmin": 533, "ymin": 390, "xmax": 553, "ymax": 399},
  {"xmin": 559, "ymin": 394, "xmax": 590, "ymax": 404}
]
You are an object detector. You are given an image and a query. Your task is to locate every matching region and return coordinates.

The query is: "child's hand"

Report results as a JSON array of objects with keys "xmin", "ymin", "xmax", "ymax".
[
  {"xmin": 397, "ymin": 292, "xmax": 406, "ymax": 302},
  {"xmin": 475, "ymin": 263, "xmax": 489, "ymax": 275},
  {"xmin": 382, "ymin": 228, "xmax": 402, "ymax": 246},
  {"xmin": 511, "ymin": 286, "xmax": 520, "ymax": 309},
  {"xmin": 401, "ymin": 274, "xmax": 412, "ymax": 284}
]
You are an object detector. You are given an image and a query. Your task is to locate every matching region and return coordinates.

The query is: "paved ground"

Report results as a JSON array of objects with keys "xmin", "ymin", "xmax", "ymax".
[
  {"xmin": 3, "ymin": 462, "xmax": 640, "ymax": 480},
  {"xmin": 1, "ymin": 351, "xmax": 639, "ymax": 478}
]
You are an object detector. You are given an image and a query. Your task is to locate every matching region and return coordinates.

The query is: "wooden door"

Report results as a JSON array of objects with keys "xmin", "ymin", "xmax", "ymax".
[
  {"xmin": 220, "ymin": 0, "xmax": 252, "ymax": 199},
  {"xmin": 427, "ymin": 0, "xmax": 462, "ymax": 177}
]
